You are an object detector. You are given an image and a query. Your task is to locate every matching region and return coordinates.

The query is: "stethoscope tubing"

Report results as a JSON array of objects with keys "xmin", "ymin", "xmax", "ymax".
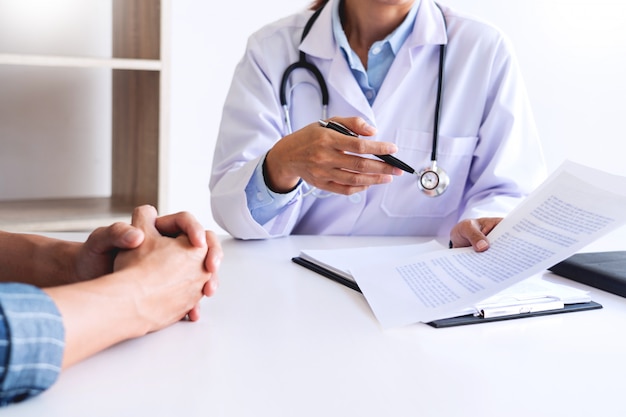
[{"xmin": 280, "ymin": 2, "xmax": 450, "ymax": 196}]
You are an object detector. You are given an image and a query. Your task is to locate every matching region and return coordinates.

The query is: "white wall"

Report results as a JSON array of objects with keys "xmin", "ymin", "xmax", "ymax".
[
  {"xmin": 1, "ymin": 1, "xmax": 624, "ymax": 233},
  {"xmin": 443, "ymin": 0, "xmax": 626, "ymax": 175},
  {"xmin": 167, "ymin": 0, "xmax": 309, "ymax": 232}
]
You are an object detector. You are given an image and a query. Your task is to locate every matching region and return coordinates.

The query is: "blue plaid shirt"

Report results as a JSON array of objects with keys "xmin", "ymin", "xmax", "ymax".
[{"xmin": 0, "ymin": 283, "xmax": 65, "ymax": 406}]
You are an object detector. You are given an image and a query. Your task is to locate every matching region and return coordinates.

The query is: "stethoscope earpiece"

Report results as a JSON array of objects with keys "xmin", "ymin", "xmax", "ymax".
[{"xmin": 417, "ymin": 163, "xmax": 449, "ymax": 197}]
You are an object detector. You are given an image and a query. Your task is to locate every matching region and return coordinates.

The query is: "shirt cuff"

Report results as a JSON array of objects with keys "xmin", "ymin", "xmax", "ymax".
[
  {"xmin": 245, "ymin": 157, "xmax": 301, "ymax": 225},
  {"xmin": 0, "ymin": 283, "xmax": 65, "ymax": 406}
]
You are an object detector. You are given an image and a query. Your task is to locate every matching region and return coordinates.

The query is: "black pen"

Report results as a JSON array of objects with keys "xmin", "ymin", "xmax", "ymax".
[{"xmin": 318, "ymin": 119, "xmax": 416, "ymax": 174}]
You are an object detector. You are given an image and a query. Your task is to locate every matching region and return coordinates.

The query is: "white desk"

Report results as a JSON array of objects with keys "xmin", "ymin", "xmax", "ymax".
[{"xmin": 4, "ymin": 228, "xmax": 626, "ymax": 417}]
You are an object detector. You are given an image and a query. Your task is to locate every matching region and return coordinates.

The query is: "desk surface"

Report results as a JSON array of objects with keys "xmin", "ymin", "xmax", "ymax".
[{"xmin": 5, "ymin": 227, "xmax": 626, "ymax": 417}]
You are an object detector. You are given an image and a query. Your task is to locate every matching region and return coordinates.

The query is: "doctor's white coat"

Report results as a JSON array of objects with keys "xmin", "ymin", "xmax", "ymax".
[{"xmin": 209, "ymin": 0, "xmax": 547, "ymax": 240}]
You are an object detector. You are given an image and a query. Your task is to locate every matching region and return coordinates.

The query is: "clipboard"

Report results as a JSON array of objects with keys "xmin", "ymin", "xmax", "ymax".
[
  {"xmin": 426, "ymin": 301, "xmax": 602, "ymax": 328},
  {"xmin": 292, "ymin": 256, "xmax": 603, "ymax": 328}
]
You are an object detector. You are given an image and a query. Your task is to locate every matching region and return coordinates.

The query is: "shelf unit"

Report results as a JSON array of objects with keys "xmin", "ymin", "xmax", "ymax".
[{"xmin": 0, "ymin": 0, "xmax": 170, "ymax": 232}]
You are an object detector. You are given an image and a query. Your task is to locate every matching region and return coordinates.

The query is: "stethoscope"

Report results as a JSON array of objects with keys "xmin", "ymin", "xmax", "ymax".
[{"xmin": 279, "ymin": 2, "xmax": 449, "ymax": 198}]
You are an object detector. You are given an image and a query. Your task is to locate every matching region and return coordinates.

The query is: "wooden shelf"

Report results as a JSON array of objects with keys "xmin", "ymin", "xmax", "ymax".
[
  {"xmin": 0, "ymin": 0, "xmax": 170, "ymax": 232},
  {"xmin": 0, "ymin": 53, "xmax": 162, "ymax": 71},
  {"xmin": 0, "ymin": 198, "xmax": 134, "ymax": 232}
]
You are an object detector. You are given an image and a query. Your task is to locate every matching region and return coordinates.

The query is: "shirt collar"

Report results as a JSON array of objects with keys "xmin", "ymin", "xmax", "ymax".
[{"xmin": 331, "ymin": 0, "xmax": 421, "ymax": 64}]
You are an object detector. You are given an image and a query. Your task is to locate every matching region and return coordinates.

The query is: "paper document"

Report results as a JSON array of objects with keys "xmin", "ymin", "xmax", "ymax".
[
  {"xmin": 349, "ymin": 161, "xmax": 626, "ymax": 328},
  {"xmin": 298, "ymin": 243, "xmax": 591, "ymax": 319},
  {"xmin": 452, "ymin": 274, "xmax": 590, "ymax": 318},
  {"xmin": 299, "ymin": 240, "xmax": 446, "ymax": 281}
]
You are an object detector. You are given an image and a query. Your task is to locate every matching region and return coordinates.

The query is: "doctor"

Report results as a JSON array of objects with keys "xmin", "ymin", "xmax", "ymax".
[{"xmin": 210, "ymin": 0, "xmax": 546, "ymax": 249}]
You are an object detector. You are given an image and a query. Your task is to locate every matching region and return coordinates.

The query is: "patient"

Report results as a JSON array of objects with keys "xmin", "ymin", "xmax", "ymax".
[{"xmin": 0, "ymin": 205, "xmax": 223, "ymax": 407}]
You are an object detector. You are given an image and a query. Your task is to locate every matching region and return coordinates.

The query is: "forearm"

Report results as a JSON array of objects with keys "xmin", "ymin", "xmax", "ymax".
[
  {"xmin": 0, "ymin": 231, "xmax": 79, "ymax": 286},
  {"xmin": 43, "ymin": 270, "xmax": 147, "ymax": 369}
]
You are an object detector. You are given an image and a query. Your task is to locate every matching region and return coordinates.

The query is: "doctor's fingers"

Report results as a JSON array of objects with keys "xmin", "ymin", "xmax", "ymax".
[
  {"xmin": 476, "ymin": 217, "xmax": 503, "ymax": 236},
  {"xmin": 305, "ymin": 176, "xmax": 370, "ymax": 196},
  {"xmin": 450, "ymin": 218, "xmax": 501, "ymax": 252},
  {"xmin": 322, "ymin": 116, "xmax": 377, "ymax": 137},
  {"xmin": 303, "ymin": 166, "xmax": 394, "ymax": 193},
  {"xmin": 297, "ymin": 147, "xmax": 402, "ymax": 178},
  {"xmin": 338, "ymin": 153, "xmax": 403, "ymax": 176},
  {"xmin": 329, "ymin": 134, "xmax": 398, "ymax": 157}
]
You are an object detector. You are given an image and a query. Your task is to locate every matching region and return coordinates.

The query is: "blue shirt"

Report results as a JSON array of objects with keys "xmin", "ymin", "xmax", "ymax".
[
  {"xmin": 245, "ymin": 1, "xmax": 420, "ymax": 225},
  {"xmin": 332, "ymin": 0, "xmax": 419, "ymax": 105},
  {"xmin": 0, "ymin": 283, "xmax": 65, "ymax": 407}
]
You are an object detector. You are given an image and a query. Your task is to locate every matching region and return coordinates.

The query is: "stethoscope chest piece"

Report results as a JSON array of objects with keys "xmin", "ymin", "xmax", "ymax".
[{"xmin": 417, "ymin": 163, "xmax": 449, "ymax": 197}]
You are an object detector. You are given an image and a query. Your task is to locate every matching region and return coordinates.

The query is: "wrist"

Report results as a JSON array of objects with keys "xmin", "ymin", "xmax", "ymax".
[
  {"xmin": 263, "ymin": 150, "xmax": 300, "ymax": 193},
  {"xmin": 43, "ymin": 270, "xmax": 149, "ymax": 367},
  {"xmin": 27, "ymin": 235, "xmax": 81, "ymax": 286},
  {"xmin": 97, "ymin": 267, "xmax": 154, "ymax": 338}
]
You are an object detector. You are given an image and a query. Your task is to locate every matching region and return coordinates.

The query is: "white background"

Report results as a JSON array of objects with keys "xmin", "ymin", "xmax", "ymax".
[{"xmin": 1, "ymin": 0, "xmax": 625, "ymax": 234}]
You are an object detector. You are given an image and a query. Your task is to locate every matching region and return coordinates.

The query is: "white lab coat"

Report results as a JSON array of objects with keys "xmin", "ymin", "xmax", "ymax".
[{"xmin": 210, "ymin": 0, "xmax": 546, "ymax": 240}]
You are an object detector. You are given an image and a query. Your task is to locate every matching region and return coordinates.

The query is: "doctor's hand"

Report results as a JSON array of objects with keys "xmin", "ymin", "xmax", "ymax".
[
  {"xmin": 263, "ymin": 116, "xmax": 403, "ymax": 195},
  {"xmin": 449, "ymin": 217, "xmax": 502, "ymax": 252}
]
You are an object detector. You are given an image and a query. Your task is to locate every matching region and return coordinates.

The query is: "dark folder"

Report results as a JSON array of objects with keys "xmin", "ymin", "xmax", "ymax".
[
  {"xmin": 549, "ymin": 251, "xmax": 626, "ymax": 298},
  {"xmin": 292, "ymin": 256, "xmax": 602, "ymax": 328}
]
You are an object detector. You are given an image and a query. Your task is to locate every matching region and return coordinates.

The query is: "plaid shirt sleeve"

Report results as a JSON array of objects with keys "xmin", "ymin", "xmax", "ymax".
[{"xmin": 0, "ymin": 283, "xmax": 65, "ymax": 407}]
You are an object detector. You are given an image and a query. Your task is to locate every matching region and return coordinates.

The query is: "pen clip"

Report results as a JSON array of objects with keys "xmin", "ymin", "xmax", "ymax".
[{"xmin": 318, "ymin": 119, "xmax": 358, "ymax": 137}]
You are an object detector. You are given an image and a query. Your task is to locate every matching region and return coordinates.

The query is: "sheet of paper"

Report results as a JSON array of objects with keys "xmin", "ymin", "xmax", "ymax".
[
  {"xmin": 450, "ymin": 273, "xmax": 591, "ymax": 316},
  {"xmin": 351, "ymin": 161, "xmax": 626, "ymax": 328},
  {"xmin": 299, "ymin": 240, "xmax": 446, "ymax": 281},
  {"xmin": 299, "ymin": 242, "xmax": 590, "ymax": 317},
  {"xmin": 474, "ymin": 275, "xmax": 590, "ymax": 307}
]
